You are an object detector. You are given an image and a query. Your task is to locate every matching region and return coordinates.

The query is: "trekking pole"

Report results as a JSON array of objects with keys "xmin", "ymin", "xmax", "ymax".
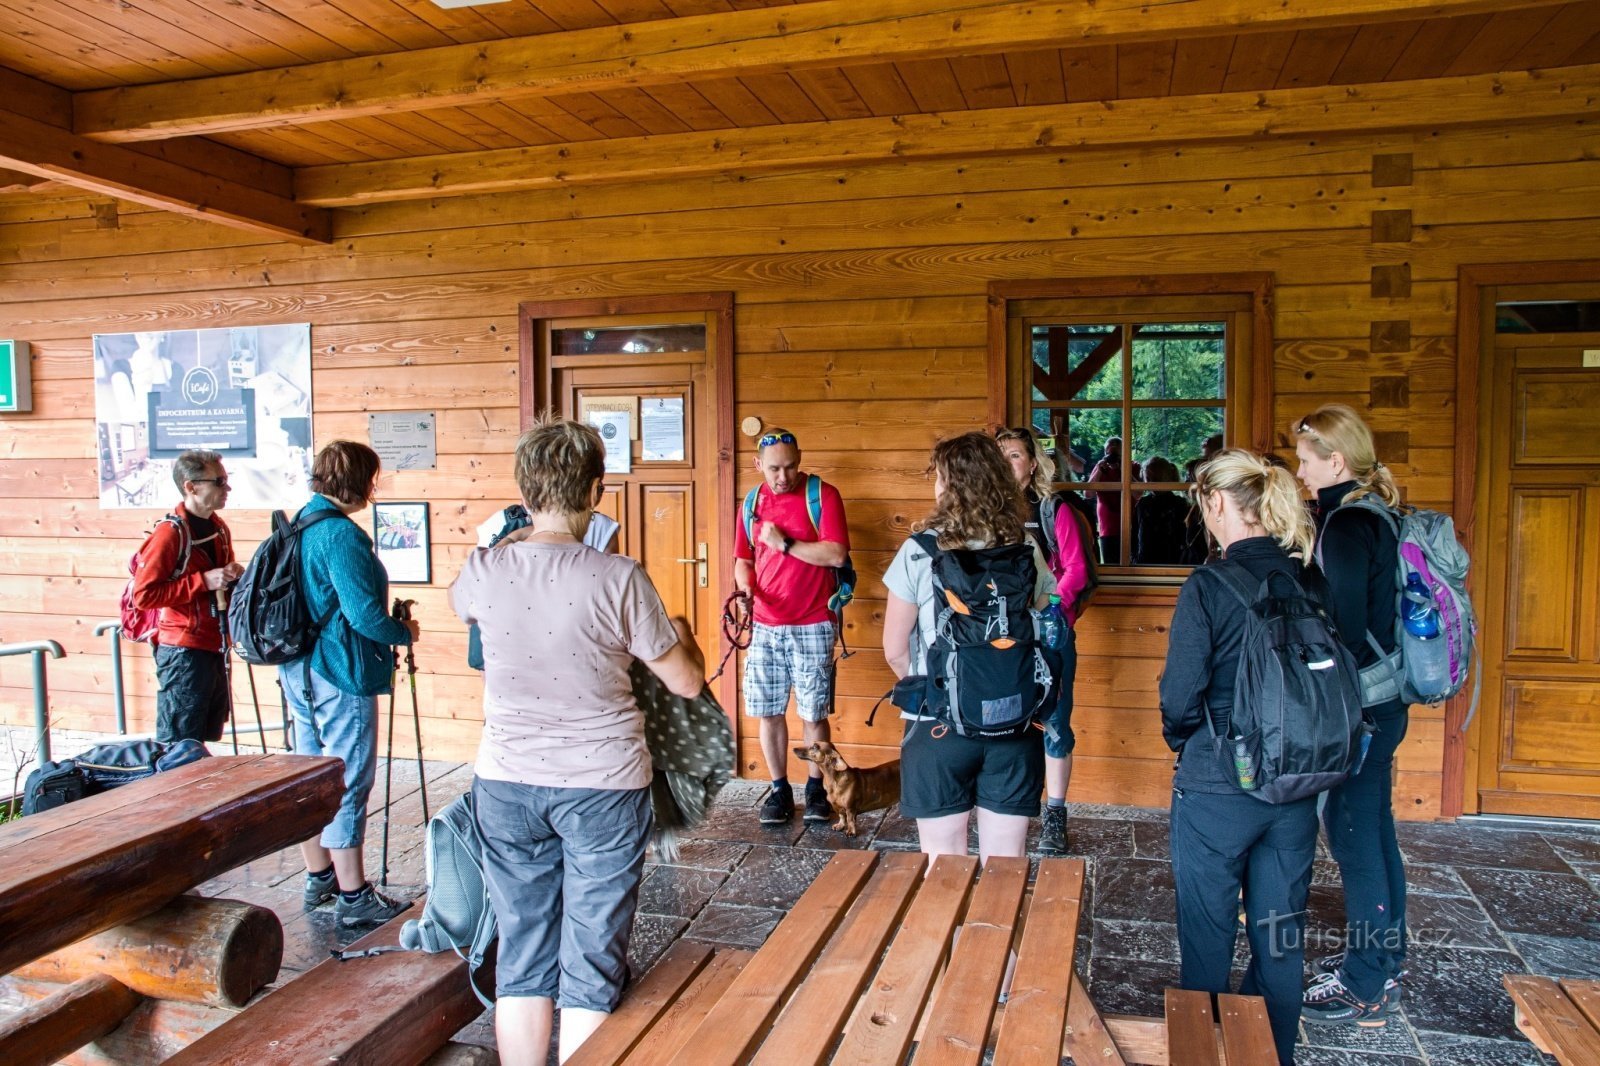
[
  {"xmin": 215, "ymin": 589, "xmax": 239, "ymax": 755},
  {"xmin": 392, "ymin": 598, "xmax": 428, "ymax": 825},
  {"xmin": 277, "ymin": 677, "xmax": 294, "ymax": 751},
  {"xmin": 379, "ymin": 664, "xmax": 398, "ymax": 887},
  {"xmin": 244, "ymin": 662, "xmax": 267, "ymax": 752}
]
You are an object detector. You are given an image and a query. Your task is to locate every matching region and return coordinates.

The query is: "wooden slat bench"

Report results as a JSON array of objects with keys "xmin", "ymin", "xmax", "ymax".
[
  {"xmin": 572, "ymin": 851, "xmax": 1275, "ymax": 1066},
  {"xmin": 0, "ymin": 754, "xmax": 344, "ymax": 976},
  {"xmin": 1504, "ymin": 974, "xmax": 1600, "ymax": 1064}
]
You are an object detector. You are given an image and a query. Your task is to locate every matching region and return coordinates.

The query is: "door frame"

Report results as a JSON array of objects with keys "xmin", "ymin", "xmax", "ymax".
[
  {"xmin": 1450, "ymin": 259, "xmax": 1600, "ymax": 817},
  {"xmin": 518, "ymin": 291, "xmax": 738, "ymax": 717}
]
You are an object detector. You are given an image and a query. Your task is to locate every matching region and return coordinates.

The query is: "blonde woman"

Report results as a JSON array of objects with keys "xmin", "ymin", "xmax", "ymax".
[
  {"xmin": 1293, "ymin": 403, "xmax": 1408, "ymax": 1027},
  {"xmin": 1160, "ymin": 449, "xmax": 1328, "ymax": 1066}
]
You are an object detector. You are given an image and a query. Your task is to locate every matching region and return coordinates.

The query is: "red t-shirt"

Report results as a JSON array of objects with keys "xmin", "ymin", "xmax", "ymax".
[{"xmin": 734, "ymin": 478, "xmax": 850, "ymax": 627}]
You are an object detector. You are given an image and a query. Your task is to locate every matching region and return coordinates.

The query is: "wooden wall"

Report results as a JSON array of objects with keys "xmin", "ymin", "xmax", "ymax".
[{"xmin": 4, "ymin": 117, "xmax": 1599, "ymax": 819}]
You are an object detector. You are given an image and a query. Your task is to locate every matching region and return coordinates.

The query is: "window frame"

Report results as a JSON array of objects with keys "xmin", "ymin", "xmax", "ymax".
[{"xmin": 987, "ymin": 273, "xmax": 1274, "ymax": 586}]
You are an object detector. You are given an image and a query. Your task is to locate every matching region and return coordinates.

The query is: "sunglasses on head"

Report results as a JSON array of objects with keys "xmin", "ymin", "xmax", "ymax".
[{"xmin": 757, "ymin": 431, "xmax": 797, "ymax": 448}]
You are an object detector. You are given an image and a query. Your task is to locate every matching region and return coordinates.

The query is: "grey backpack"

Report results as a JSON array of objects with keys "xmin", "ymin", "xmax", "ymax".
[{"xmin": 399, "ymin": 792, "xmax": 498, "ymax": 1006}]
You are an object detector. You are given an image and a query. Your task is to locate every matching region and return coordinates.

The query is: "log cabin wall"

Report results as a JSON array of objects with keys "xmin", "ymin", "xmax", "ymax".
[{"xmin": 3, "ymin": 116, "xmax": 1599, "ymax": 820}]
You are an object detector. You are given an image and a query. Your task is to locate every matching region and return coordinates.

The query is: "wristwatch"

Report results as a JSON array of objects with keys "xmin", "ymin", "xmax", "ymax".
[{"xmin": 781, "ymin": 535, "xmax": 794, "ymax": 554}]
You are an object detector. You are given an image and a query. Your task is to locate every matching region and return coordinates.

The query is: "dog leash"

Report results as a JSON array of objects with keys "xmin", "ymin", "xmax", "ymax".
[{"xmin": 708, "ymin": 590, "xmax": 753, "ymax": 683}]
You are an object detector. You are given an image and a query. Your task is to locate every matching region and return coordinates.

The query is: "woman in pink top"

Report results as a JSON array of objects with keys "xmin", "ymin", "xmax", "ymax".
[{"xmin": 450, "ymin": 419, "xmax": 702, "ymax": 1066}]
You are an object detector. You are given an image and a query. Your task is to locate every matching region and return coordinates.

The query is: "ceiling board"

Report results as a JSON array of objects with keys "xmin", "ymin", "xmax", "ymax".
[
  {"xmin": 1004, "ymin": 49, "xmax": 1066, "ymax": 107},
  {"xmin": 894, "ymin": 58, "xmax": 967, "ymax": 113},
  {"xmin": 1117, "ymin": 40, "xmax": 1177, "ymax": 99},
  {"xmin": 641, "ymin": 83, "xmax": 742, "ymax": 129},
  {"xmin": 1443, "ymin": 7, "xmax": 1561, "ymax": 76},
  {"xmin": 787, "ymin": 68, "xmax": 875, "ymax": 121},
  {"xmin": 1220, "ymin": 29, "xmax": 1297, "ymax": 92},
  {"xmin": 1168, "ymin": 36, "xmax": 1232, "ymax": 96},
  {"xmin": 1274, "ymin": 27, "xmax": 1358, "ymax": 89},
  {"xmin": 840, "ymin": 64, "xmax": 919, "ymax": 116},
  {"xmin": 1508, "ymin": 3, "xmax": 1600, "ymax": 68},
  {"xmin": 1063, "ymin": 44, "xmax": 1118, "ymax": 103},
  {"xmin": 1386, "ymin": 15, "xmax": 1494, "ymax": 80},
  {"xmin": 950, "ymin": 53, "xmax": 1016, "ymax": 110},
  {"xmin": 1328, "ymin": 20, "xmax": 1423, "ymax": 84}
]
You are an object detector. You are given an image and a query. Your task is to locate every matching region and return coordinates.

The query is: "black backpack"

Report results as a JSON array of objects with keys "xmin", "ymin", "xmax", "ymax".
[
  {"xmin": 20, "ymin": 760, "xmax": 88, "ymax": 814},
  {"xmin": 19, "ymin": 739, "xmax": 210, "ymax": 816},
  {"xmin": 228, "ymin": 508, "xmax": 342, "ymax": 666},
  {"xmin": 1200, "ymin": 562, "xmax": 1370, "ymax": 804},
  {"xmin": 897, "ymin": 532, "xmax": 1055, "ymax": 740}
]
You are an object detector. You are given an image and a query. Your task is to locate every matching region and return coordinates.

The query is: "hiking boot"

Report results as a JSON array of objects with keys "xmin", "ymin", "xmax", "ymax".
[
  {"xmin": 335, "ymin": 884, "xmax": 408, "ymax": 929},
  {"xmin": 1038, "ymin": 805, "xmax": 1069, "ymax": 856},
  {"xmin": 1301, "ymin": 971, "xmax": 1388, "ymax": 1027},
  {"xmin": 1315, "ymin": 950, "xmax": 1410, "ymax": 989},
  {"xmin": 803, "ymin": 788, "xmax": 833, "ymax": 824},
  {"xmin": 759, "ymin": 785, "xmax": 795, "ymax": 825},
  {"xmin": 1380, "ymin": 978, "xmax": 1402, "ymax": 1017},
  {"xmin": 303, "ymin": 869, "xmax": 336, "ymax": 909}
]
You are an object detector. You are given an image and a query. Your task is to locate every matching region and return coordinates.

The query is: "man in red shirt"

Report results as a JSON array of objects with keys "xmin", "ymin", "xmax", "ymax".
[
  {"xmin": 129, "ymin": 450, "xmax": 244, "ymax": 744},
  {"xmin": 734, "ymin": 429, "xmax": 850, "ymax": 826}
]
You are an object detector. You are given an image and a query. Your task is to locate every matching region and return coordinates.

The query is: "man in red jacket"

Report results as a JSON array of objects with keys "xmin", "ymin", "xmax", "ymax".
[{"xmin": 129, "ymin": 450, "xmax": 244, "ymax": 743}]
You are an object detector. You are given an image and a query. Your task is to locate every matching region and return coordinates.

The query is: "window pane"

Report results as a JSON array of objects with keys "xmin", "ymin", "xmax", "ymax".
[
  {"xmin": 1041, "ymin": 408, "xmax": 1123, "ymax": 486},
  {"xmin": 1031, "ymin": 324, "xmax": 1122, "ymax": 402},
  {"xmin": 1132, "ymin": 322, "xmax": 1225, "ymax": 400},
  {"xmin": 1132, "ymin": 406, "xmax": 1224, "ymax": 481},
  {"xmin": 1131, "ymin": 483, "xmax": 1205, "ymax": 567},
  {"xmin": 551, "ymin": 324, "xmax": 706, "ymax": 355},
  {"xmin": 1074, "ymin": 412, "xmax": 1125, "ymax": 566}
]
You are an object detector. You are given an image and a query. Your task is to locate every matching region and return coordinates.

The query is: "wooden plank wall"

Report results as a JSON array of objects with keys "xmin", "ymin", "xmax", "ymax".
[{"xmin": 3, "ymin": 117, "xmax": 1599, "ymax": 818}]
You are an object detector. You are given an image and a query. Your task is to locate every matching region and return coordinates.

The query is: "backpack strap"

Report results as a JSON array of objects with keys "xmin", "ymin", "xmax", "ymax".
[
  {"xmin": 805, "ymin": 474, "xmax": 824, "ymax": 537},
  {"xmin": 1201, "ymin": 560, "xmax": 1259, "ymax": 612},
  {"xmin": 741, "ymin": 486, "xmax": 761, "ymax": 545},
  {"xmin": 1037, "ymin": 493, "xmax": 1060, "ymax": 562},
  {"xmin": 159, "ymin": 513, "xmax": 191, "ymax": 582}
]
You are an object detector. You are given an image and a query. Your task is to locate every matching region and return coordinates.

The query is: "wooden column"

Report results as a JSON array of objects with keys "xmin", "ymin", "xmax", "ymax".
[{"xmin": 0, "ymin": 974, "xmax": 142, "ymax": 1066}]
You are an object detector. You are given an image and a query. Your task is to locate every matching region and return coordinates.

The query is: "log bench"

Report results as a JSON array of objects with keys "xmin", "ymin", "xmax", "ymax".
[
  {"xmin": 1504, "ymin": 974, "xmax": 1600, "ymax": 1064},
  {"xmin": 569, "ymin": 851, "xmax": 1275, "ymax": 1066}
]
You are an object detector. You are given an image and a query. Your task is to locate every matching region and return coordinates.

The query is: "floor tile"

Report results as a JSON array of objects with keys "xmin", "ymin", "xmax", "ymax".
[
  {"xmin": 1399, "ymin": 945, "xmax": 1527, "ymax": 1041},
  {"xmin": 1504, "ymin": 931, "xmax": 1600, "ymax": 979},
  {"xmin": 627, "ymin": 913, "xmax": 690, "ymax": 974},
  {"xmin": 638, "ymin": 865, "xmax": 727, "ymax": 919},
  {"xmin": 1405, "ymin": 891, "xmax": 1505, "ymax": 949},
  {"xmin": 712, "ymin": 845, "xmax": 834, "ymax": 909},
  {"xmin": 1397, "ymin": 824, "xmax": 1569, "ymax": 873},
  {"xmin": 656, "ymin": 839, "xmax": 751, "ymax": 872},
  {"xmin": 1131, "ymin": 819, "xmax": 1170, "ymax": 860},
  {"xmin": 1056, "ymin": 816, "xmax": 1136, "ymax": 859},
  {"xmin": 1402, "ymin": 863, "xmax": 1472, "ymax": 898},
  {"xmin": 1090, "ymin": 918, "xmax": 1180, "ymax": 965},
  {"xmin": 685, "ymin": 904, "xmax": 785, "ymax": 949},
  {"xmin": 1085, "ymin": 955, "xmax": 1179, "ymax": 1018},
  {"xmin": 1458, "ymin": 867, "xmax": 1600, "ymax": 939},
  {"xmin": 1299, "ymin": 1015, "xmax": 1422, "ymax": 1058},
  {"xmin": 1410, "ymin": 1029, "xmax": 1558, "ymax": 1066},
  {"xmin": 1541, "ymin": 830, "xmax": 1600, "ymax": 868},
  {"xmin": 1091, "ymin": 857, "xmax": 1175, "ymax": 921}
]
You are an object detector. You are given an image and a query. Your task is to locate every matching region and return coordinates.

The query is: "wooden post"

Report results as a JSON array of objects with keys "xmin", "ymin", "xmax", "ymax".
[
  {"xmin": 14, "ymin": 896, "xmax": 283, "ymax": 1008},
  {"xmin": 0, "ymin": 974, "xmax": 142, "ymax": 1066}
]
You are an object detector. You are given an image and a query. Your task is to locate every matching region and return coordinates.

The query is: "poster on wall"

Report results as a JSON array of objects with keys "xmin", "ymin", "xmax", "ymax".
[{"xmin": 93, "ymin": 324, "xmax": 313, "ymax": 510}]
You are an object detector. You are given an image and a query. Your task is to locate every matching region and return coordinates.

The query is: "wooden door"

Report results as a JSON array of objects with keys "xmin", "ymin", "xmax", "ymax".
[
  {"xmin": 1477, "ymin": 331, "xmax": 1600, "ymax": 818},
  {"xmin": 529, "ymin": 307, "xmax": 728, "ymax": 668}
]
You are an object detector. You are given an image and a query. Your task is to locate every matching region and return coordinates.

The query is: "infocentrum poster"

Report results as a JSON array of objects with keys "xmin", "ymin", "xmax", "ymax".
[{"xmin": 93, "ymin": 324, "xmax": 313, "ymax": 510}]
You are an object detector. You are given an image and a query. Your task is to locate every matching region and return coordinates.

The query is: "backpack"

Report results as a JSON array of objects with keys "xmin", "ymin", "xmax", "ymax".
[
  {"xmin": 20, "ymin": 760, "xmax": 88, "ymax": 815},
  {"xmin": 1035, "ymin": 492, "xmax": 1099, "ymax": 617},
  {"xmin": 1322, "ymin": 497, "xmax": 1481, "ymax": 721},
  {"xmin": 20, "ymin": 739, "xmax": 210, "ymax": 816},
  {"xmin": 396, "ymin": 793, "xmax": 498, "ymax": 1006},
  {"xmin": 467, "ymin": 507, "xmax": 533, "ymax": 671},
  {"xmin": 118, "ymin": 515, "xmax": 189, "ymax": 644},
  {"xmin": 893, "ymin": 532, "xmax": 1055, "ymax": 740},
  {"xmin": 228, "ymin": 508, "xmax": 342, "ymax": 666},
  {"xmin": 1200, "ymin": 563, "xmax": 1370, "ymax": 805},
  {"xmin": 741, "ymin": 475, "xmax": 858, "ymax": 624}
]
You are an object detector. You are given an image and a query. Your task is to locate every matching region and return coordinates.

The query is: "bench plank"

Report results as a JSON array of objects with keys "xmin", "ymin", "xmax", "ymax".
[
  {"xmin": 751, "ymin": 850, "xmax": 925, "ymax": 1066},
  {"xmin": 1065, "ymin": 971, "xmax": 1129, "ymax": 1065},
  {"xmin": 1504, "ymin": 974, "xmax": 1600, "ymax": 1065},
  {"xmin": 831, "ymin": 854, "xmax": 979, "ymax": 1065},
  {"xmin": 0, "ymin": 754, "xmax": 344, "ymax": 976},
  {"xmin": 671, "ymin": 849, "xmax": 879, "ymax": 1066},
  {"xmin": 621, "ymin": 949, "xmax": 751, "ymax": 1066},
  {"xmin": 1217, "ymin": 994, "xmax": 1275, "ymax": 1066},
  {"xmin": 993, "ymin": 858, "xmax": 1086, "ymax": 1066},
  {"xmin": 164, "ymin": 895, "xmax": 482, "ymax": 1066},
  {"xmin": 1562, "ymin": 979, "xmax": 1600, "ymax": 1033},
  {"xmin": 568, "ymin": 940, "xmax": 716, "ymax": 1066},
  {"xmin": 912, "ymin": 856, "xmax": 1029, "ymax": 1066},
  {"xmin": 1165, "ymin": 988, "xmax": 1221, "ymax": 1066}
]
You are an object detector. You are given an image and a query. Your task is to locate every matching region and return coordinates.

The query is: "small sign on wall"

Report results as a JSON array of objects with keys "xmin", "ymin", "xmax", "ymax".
[
  {"xmin": 0, "ymin": 340, "xmax": 32, "ymax": 413},
  {"xmin": 368, "ymin": 411, "xmax": 438, "ymax": 470}
]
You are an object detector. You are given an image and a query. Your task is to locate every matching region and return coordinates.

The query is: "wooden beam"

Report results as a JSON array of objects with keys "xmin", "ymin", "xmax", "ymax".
[
  {"xmin": 74, "ymin": 0, "xmax": 1560, "ymax": 142},
  {"xmin": 0, "ymin": 168, "xmax": 51, "ymax": 192},
  {"xmin": 0, "ymin": 106, "xmax": 330, "ymax": 243},
  {"xmin": 295, "ymin": 64, "xmax": 1600, "ymax": 206},
  {"xmin": 0, "ymin": 974, "xmax": 142, "ymax": 1066}
]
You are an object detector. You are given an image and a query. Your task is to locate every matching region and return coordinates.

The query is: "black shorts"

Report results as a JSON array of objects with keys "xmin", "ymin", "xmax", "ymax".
[
  {"xmin": 153, "ymin": 644, "xmax": 229, "ymax": 744},
  {"xmin": 898, "ymin": 719, "xmax": 1044, "ymax": 819}
]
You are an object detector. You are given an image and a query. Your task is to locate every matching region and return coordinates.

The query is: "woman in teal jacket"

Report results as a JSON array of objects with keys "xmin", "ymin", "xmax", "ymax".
[{"xmin": 284, "ymin": 440, "xmax": 420, "ymax": 929}]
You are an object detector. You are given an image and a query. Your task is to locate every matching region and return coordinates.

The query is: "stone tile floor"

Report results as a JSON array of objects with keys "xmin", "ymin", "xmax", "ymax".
[{"xmin": 198, "ymin": 765, "xmax": 1599, "ymax": 1065}]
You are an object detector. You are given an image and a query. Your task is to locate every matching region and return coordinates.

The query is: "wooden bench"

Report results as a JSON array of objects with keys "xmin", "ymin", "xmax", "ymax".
[
  {"xmin": 0, "ymin": 754, "xmax": 344, "ymax": 977},
  {"xmin": 569, "ymin": 851, "xmax": 1275, "ymax": 1066},
  {"xmin": 1504, "ymin": 975, "xmax": 1600, "ymax": 1064}
]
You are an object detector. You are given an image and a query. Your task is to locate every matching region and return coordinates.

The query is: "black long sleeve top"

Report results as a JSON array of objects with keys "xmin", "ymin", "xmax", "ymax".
[
  {"xmin": 1313, "ymin": 482, "xmax": 1399, "ymax": 668},
  {"xmin": 1158, "ymin": 537, "xmax": 1334, "ymax": 793}
]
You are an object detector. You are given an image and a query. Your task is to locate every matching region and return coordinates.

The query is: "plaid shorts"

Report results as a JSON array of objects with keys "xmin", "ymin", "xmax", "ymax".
[{"xmin": 743, "ymin": 621, "xmax": 835, "ymax": 721}]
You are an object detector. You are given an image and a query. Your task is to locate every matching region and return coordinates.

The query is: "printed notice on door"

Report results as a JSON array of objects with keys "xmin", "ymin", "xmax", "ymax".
[{"xmin": 641, "ymin": 397, "xmax": 685, "ymax": 462}]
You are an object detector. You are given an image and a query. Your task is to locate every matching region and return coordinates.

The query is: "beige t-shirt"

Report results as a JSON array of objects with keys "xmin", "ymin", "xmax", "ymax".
[{"xmin": 450, "ymin": 541, "xmax": 678, "ymax": 790}]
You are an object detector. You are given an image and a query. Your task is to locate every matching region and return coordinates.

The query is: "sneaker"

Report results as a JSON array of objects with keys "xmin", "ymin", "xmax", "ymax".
[
  {"xmin": 759, "ymin": 785, "xmax": 795, "ymax": 825},
  {"xmin": 1315, "ymin": 951, "xmax": 1411, "ymax": 988},
  {"xmin": 1301, "ymin": 971, "xmax": 1388, "ymax": 1027},
  {"xmin": 334, "ymin": 884, "xmax": 408, "ymax": 929},
  {"xmin": 1038, "ymin": 805, "xmax": 1068, "ymax": 856},
  {"xmin": 303, "ymin": 870, "xmax": 336, "ymax": 908},
  {"xmin": 803, "ymin": 788, "xmax": 833, "ymax": 824},
  {"xmin": 1380, "ymin": 978, "xmax": 1402, "ymax": 1017}
]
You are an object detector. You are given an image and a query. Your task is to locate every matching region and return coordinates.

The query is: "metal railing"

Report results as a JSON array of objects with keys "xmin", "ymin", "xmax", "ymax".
[
  {"xmin": 93, "ymin": 621, "xmax": 128, "ymax": 735},
  {"xmin": 1, "ymin": 640, "xmax": 65, "ymax": 763}
]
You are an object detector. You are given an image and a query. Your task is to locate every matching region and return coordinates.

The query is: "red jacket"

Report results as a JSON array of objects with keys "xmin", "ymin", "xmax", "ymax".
[{"xmin": 129, "ymin": 502, "xmax": 235, "ymax": 652}]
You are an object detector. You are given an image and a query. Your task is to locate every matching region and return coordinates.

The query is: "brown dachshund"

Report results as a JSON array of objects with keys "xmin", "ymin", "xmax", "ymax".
[{"xmin": 792, "ymin": 741, "xmax": 901, "ymax": 836}]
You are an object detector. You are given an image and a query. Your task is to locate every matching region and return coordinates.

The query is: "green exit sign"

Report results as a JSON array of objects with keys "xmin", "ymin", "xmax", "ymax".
[{"xmin": 0, "ymin": 340, "xmax": 32, "ymax": 413}]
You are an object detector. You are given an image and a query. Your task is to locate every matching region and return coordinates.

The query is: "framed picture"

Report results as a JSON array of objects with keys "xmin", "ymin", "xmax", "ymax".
[{"xmin": 372, "ymin": 501, "xmax": 431, "ymax": 584}]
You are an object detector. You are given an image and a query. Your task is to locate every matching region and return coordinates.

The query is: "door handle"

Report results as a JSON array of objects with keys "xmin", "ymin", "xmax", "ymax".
[{"xmin": 675, "ymin": 542, "xmax": 709, "ymax": 587}]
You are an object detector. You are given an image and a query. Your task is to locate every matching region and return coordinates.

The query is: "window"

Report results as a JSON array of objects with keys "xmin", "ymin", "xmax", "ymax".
[{"xmin": 990, "ymin": 276, "xmax": 1272, "ymax": 580}]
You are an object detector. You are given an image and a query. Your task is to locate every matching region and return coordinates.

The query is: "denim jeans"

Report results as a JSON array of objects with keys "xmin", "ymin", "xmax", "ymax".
[{"xmin": 280, "ymin": 661, "xmax": 378, "ymax": 851}]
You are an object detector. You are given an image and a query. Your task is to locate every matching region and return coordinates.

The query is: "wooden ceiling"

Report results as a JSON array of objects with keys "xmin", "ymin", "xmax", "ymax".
[{"xmin": 1, "ymin": 0, "xmax": 1598, "ymax": 242}]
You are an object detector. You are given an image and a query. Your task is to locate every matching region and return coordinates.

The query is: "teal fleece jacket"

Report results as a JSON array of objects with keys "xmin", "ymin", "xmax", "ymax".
[{"xmin": 293, "ymin": 494, "xmax": 412, "ymax": 697}]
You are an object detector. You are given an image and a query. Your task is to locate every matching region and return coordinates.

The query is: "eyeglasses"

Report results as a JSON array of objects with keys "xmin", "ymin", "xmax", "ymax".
[
  {"xmin": 757, "ymin": 432, "xmax": 797, "ymax": 449},
  {"xmin": 189, "ymin": 477, "xmax": 230, "ymax": 489}
]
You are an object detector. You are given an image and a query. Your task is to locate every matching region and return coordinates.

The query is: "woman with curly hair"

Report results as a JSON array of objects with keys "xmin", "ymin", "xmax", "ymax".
[{"xmin": 881, "ymin": 431, "xmax": 1055, "ymax": 861}]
